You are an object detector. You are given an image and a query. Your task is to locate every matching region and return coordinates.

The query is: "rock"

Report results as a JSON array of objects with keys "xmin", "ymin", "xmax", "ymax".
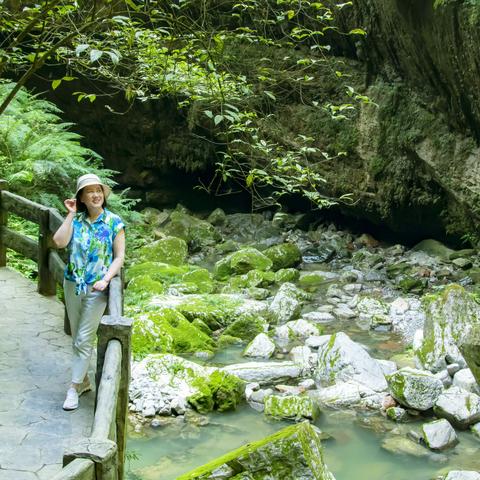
[
  {"xmin": 264, "ymin": 394, "xmax": 321, "ymax": 421},
  {"xmin": 299, "ymin": 379, "xmax": 316, "ymax": 390},
  {"xmin": 453, "ymin": 368, "xmax": 479, "ymax": 394},
  {"xmin": 434, "ymin": 369, "xmax": 453, "ymax": 389},
  {"xmin": 452, "ymin": 258, "xmax": 473, "ymax": 269},
  {"xmin": 129, "ymin": 354, "xmax": 216, "ymax": 417},
  {"xmin": 164, "ymin": 210, "xmax": 222, "ymax": 250},
  {"xmin": 309, "ymin": 382, "xmax": 381, "ymax": 409},
  {"xmin": 298, "ymin": 272, "xmax": 327, "ymax": 288},
  {"xmin": 434, "ymin": 387, "xmax": 480, "ymax": 429},
  {"xmin": 356, "ymin": 296, "xmax": 389, "ymax": 328},
  {"xmin": 274, "ymin": 319, "xmax": 319, "ymax": 348},
  {"xmin": 290, "ymin": 346, "xmax": 317, "ymax": 373},
  {"xmin": 447, "ymin": 363, "xmax": 462, "ymax": 376},
  {"xmin": 443, "ymin": 472, "xmax": 480, "ymax": 480},
  {"xmin": 386, "ymin": 407, "xmax": 409, "ymax": 422},
  {"xmin": 378, "ymin": 360, "xmax": 398, "ymax": 376},
  {"xmin": 176, "ymin": 421, "xmax": 336, "ymax": 480},
  {"xmin": 381, "ymin": 435, "xmax": 431, "ymax": 458},
  {"xmin": 386, "ymin": 367, "xmax": 443, "ymax": 411},
  {"xmin": 305, "ymin": 336, "xmax": 331, "ymax": 351},
  {"xmin": 389, "ymin": 297, "xmax": 426, "ymax": 345},
  {"xmin": 207, "ymin": 208, "xmax": 226, "ymax": 226},
  {"xmin": 222, "ymin": 361, "xmax": 302, "ymax": 385},
  {"xmin": 215, "ymin": 247, "xmax": 273, "ymax": 279},
  {"xmin": 243, "ymin": 333, "xmax": 275, "ymax": 359},
  {"xmin": 263, "ymin": 243, "xmax": 302, "ymax": 271},
  {"xmin": 471, "ymin": 422, "xmax": 480, "ymax": 438},
  {"xmin": 138, "ymin": 236, "xmax": 188, "ymax": 265},
  {"xmin": 415, "ymin": 285, "xmax": 480, "ymax": 372},
  {"xmin": 223, "ymin": 315, "xmax": 268, "ymax": 342},
  {"xmin": 315, "ymin": 332, "xmax": 388, "ymax": 392},
  {"xmin": 131, "ymin": 307, "xmax": 216, "ymax": 359},
  {"xmin": 421, "ymin": 419, "xmax": 458, "ymax": 451},
  {"xmin": 411, "ymin": 239, "xmax": 454, "ymax": 261},
  {"xmin": 302, "ymin": 311, "xmax": 335, "ymax": 323},
  {"xmin": 269, "ymin": 283, "xmax": 308, "ymax": 324},
  {"xmin": 274, "ymin": 268, "xmax": 300, "ymax": 283},
  {"xmin": 333, "ymin": 304, "xmax": 356, "ymax": 319}
]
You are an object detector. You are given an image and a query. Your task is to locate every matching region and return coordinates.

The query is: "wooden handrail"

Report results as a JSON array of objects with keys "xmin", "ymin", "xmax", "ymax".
[{"xmin": 0, "ymin": 180, "xmax": 132, "ymax": 480}]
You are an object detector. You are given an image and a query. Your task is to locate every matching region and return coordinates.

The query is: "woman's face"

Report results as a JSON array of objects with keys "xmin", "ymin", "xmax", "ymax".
[{"xmin": 80, "ymin": 184, "xmax": 104, "ymax": 210}]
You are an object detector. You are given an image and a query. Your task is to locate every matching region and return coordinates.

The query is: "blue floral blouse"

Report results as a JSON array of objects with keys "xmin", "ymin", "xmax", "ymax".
[{"xmin": 64, "ymin": 209, "xmax": 125, "ymax": 294}]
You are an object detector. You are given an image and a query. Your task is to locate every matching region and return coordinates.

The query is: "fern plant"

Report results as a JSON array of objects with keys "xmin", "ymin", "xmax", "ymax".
[{"xmin": 0, "ymin": 80, "xmax": 138, "ymax": 218}]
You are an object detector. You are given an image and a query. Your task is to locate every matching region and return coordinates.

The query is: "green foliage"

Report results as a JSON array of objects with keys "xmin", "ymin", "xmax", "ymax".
[{"xmin": 0, "ymin": 82, "xmax": 138, "ymax": 220}]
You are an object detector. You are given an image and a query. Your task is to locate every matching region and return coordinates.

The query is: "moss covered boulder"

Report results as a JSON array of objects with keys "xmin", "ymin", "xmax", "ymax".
[
  {"xmin": 149, "ymin": 293, "xmax": 268, "ymax": 330},
  {"xmin": 386, "ymin": 367, "xmax": 443, "ymax": 411},
  {"xmin": 223, "ymin": 315, "xmax": 268, "ymax": 342},
  {"xmin": 131, "ymin": 307, "xmax": 216, "ymax": 359},
  {"xmin": 176, "ymin": 421, "xmax": 336, "ymax": 480},
  {"xmin": 264, "ymin": 394, "xmax": 320, "ymax": 421},
  {"xmin": 164, "ymin": 209, "xmax": 222, "ymax": 250},
  {"xmin": 214, "ymin": 248, "xmax": 273, "ymax": 279},
  {"xmin": 415, "ymin": 284, "xmax": 480, "ymax": 372},
  {"xmin": 188, "ymin": 370, "xmax": 245, "ymax": 414},
  {"xmin": 137, "ymin": 236, "xmax": 188, "ymax": 265},
  {"xmin": 126, "ymin": 261, "xmax": 190, "ymax": 284},
  {"xmin": 269, "ymin": 282, "xmax": 309, "ymax": 324},
  {"xmin": 263, "ymin": 243, "xmax": 302, "ymax": 271}
]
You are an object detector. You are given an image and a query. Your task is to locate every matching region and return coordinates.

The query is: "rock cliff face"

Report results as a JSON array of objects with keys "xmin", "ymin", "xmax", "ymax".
[{"xmin": 30, "ymin": 1, "xmax": 480, "ymax": 242}]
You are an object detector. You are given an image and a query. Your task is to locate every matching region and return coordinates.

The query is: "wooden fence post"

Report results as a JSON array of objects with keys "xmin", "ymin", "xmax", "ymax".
[
  {"xmin": 0, "ymin": 180, "xmax": 8, "ymax": 267},
  {"xmin": 96, "ymin": 314, "xmax": 132, "ymax": 480},
  {"xmin": 38, "ymin": 207, "xmax": 56, "ymax": 295}
]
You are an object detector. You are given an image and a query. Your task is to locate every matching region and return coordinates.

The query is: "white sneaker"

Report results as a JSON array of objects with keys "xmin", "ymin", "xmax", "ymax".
[{"xmin": 63, "ymin": 387, "xmax": 79, "ymax": 411}]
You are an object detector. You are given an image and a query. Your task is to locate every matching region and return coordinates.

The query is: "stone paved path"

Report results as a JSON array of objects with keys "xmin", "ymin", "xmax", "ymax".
[{"xmin": 0, "ymin": 267, "xmax": 94, "ymax": 480}]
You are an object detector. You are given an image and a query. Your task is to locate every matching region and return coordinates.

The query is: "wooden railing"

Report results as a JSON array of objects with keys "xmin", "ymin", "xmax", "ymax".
[{"xmin": 0, "ymin": 180, "xmax": 132, "ymax": 480}]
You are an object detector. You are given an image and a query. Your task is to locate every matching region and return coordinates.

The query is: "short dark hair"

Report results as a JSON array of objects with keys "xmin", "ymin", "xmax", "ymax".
[{"xmin": 75, "ymin": 188, "xmax": 107, "ymax": 213}]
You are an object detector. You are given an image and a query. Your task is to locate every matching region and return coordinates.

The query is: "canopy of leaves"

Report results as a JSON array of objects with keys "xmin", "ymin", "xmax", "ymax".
[{"xmin": 0, "ymin": 0, "xmax": 370, "ymax": 210}]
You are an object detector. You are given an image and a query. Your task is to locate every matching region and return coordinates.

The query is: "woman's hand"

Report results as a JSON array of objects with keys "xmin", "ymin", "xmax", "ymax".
[
  {"xmin": 64, "ymin": 198, "xmax": 77, "ymax": 214},
  {"xmin": 92, "ymin": 279, "xmax": 109, "ymax": 292}
]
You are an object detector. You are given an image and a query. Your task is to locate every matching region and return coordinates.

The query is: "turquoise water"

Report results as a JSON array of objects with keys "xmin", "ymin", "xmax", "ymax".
[{"xmin": 126, "ymin": 406, "xmax": 480, "ymax": 480}]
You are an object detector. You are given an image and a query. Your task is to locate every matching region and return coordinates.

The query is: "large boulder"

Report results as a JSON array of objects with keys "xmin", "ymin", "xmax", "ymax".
[
  {"xmin": 443, "ymin": 472, "xmax": 480, "ymax": 480},
  {"xmin": 131, "ymin": 307, "xmax": 216, "ymax": 359},
  {"xmin": 243, "ymin": 333, "xmax": 276, "ymax": 359},
  {"xmin": 137, "ymin": 236, "xmax": 188, "ymax": 265},
  {"xmin": 315, "ymin": 332, "xmax": 388, "ymax": 392},
  {"xmin": 269, "ymin": 283, "xmax": 309, "ymax": 324},
  {"xmin": 434, "ymin": 387, "xmax": 480, "ymax": 429},
  {"xmin": 386, "ymin": 367, "xmax": 443, "ymax": 411},
  {"xmin": 388, "ymin": 297, "xmax": 426, "ymax": 345},
  {"xmin": 309, "ymin": 382, "xmax": 383, "ymax": 410},
  {"xmin": 222, "ymin": 361, "xmax": 302, "ymax": 385},
  {"xmin": 214, "ymin": 248, "xmax": 273, "ymax": 279},
  {"xmin": 415, "ymin": 285, "xmax": 480, "ymax": 372},
  {"xmin": 263, "ymin": 243, "xmax": 302, "ymax": 271},
  {"xmin": 176, "ymin": 421, "xmax": 336, "ymax": 480},
  {"xmin": 421, "ymin": 419, "xmax": 458, "ymax": 451}
]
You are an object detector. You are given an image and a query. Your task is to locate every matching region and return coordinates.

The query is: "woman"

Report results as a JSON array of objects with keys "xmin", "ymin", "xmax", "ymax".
[{"xmin": 53, "ymin": 173, "xmax": 125, "ymax": 411}]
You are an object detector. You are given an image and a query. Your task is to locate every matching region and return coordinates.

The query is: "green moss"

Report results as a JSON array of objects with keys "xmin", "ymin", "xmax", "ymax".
[
  {"xmin": 176, "ymin": 421, "xmax": 332, "ymax": 480},
  {"xmin": 228, "ymin": 269, "xmax": 276, "ymax": 290},
  {"xmin": 137, "ymin": 236, "xmax": 188, "ymax": 265},
  {"xmin": 126, "ymin": 274, "xmax": 165, "ymax": 299},
  {"xmin": 188, "ymin": 370, "xmax": 244, "ymax": 413},
  {"xmin": 218, "ymin": 334, "xmax": 244, "ymax": 348},
  {"xmin": 126, "ymin": 261, "xmax": 190, "ymax": 284},
  {"xmin": 274, "ymin": 268, "xmax": 300, "ymax": 283},
  {"xmin": 264, "ymin": 395, "xmax": 320, "ymax": 421},
  {"xmin": 223, "ymin": 316, "xmax": 267, "ymax": 342},
  {"xmin": 230, "ymin": 247, "xmax": 273, "ymax": 274},
  {"xmin": 131, "ymin": 307, "xmax": 216, "ymax": 359},
  {"xmin": 263, "ymin": 243, "xmax": 302, "ymax": 271},
  {"xmin": 298, "ymin": 272, "xmax": 326, "ymax": 288},
  {"xmin": 398, "ymin": 276, "xmax": 427, "ymax": 294}
]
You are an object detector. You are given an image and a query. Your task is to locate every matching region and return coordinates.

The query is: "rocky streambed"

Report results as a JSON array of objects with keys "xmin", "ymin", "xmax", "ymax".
[{"xmin": 124, "ymin": 207, "xmax": 480, "ymax": 480}]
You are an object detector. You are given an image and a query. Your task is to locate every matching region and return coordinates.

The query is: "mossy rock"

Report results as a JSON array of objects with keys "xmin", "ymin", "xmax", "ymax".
[
  {"xmin": 188, "ymin": 370, "xmax": 244, "ymax": 414},
  {"xmin": 218, "ymin": 334, "xmax": 244, "ymax": 348},
  {"xmin": 398, "ymin": 276, "xmax": 427, "ymax": 294},
  {"xmin": 228, "ymin": 269, "xmax": 275, "ymax": 290},
  {"xmin": 192, "ymin": 318, "xmax": 212, "ymax": 335},
  {"xmin": 131, "ymin": 307, "xmax": 216, "ymax": 359},
  {"xmin": 223, "ymin": 316, "xmax": 268, "ymax": 342},
  {"xmin": 275, "ymin": 268, "xmax": 300, "ymax": 284},
  {"xmin": 126, "ymin": 274, "xmax": 165, "ymax": 299},
  {"xmin": 386, "ymin": 261, "xmax": 412, "ymax": 279},
  {"xmin": 126, "ymin": 261, "xmax": 190, "ymax": 284},
  {"xmin": 298, "ymin": 272, "xmax": 326, "ymax": 288},
  {"xmin": 164, "ymin": 210, "xmax": 222, "ymax": 251},
  {"xmin": 176, "ymin": 421, "xmax": 335, "ymax": 480},
  {"xmin": 137, "ymin": 236, "xmax": 188, "ymax": 265},
  {"xmin": 149, "ymin": 293, "xmax": 259, "ymax": 330},
  {"xmin": 263, "ymin": 243, "xmax": 302, "ymax": 271},
  {"xmin": 264, "ymin": 394, "xmax": 320, "ymax": 421}
]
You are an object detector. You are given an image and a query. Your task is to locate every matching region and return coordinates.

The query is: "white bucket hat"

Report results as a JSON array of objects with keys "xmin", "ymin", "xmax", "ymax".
[{"xmin": 75, "ymin": 173, "xmax": 112, "ymax": 199}]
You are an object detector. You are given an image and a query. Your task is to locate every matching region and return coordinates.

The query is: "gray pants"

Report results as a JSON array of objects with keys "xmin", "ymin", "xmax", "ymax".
[{"xmin": 64, "ymin": 280, "xmax": 108, "ymax": 384}]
